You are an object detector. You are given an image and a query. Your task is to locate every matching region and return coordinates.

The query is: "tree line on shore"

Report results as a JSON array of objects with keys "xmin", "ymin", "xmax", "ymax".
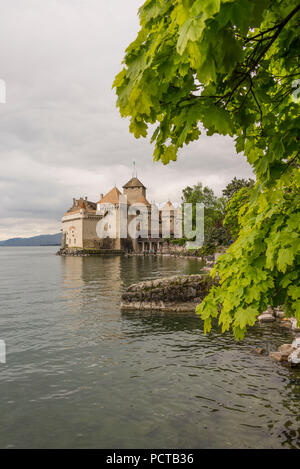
[{"xmin": 173, "ymin": 176, "xmax": 254, "ymax": 256}]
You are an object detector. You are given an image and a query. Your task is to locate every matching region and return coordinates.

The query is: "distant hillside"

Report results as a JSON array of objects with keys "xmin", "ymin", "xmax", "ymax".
[{"xmin": 0, "ymin": 233, "xmax": 62, "ymax": 246}]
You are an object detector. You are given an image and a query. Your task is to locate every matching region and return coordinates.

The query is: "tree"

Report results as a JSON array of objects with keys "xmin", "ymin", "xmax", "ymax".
[
  {"xmin": 223, "ymin": 177, "xmax": 254, "ymax": 200},
  {"xmin": 182, "ymin": 182, "xmax": 225, "ymax": 226},
  {"xmin": 182, "ymin": 182, "xmax": 228, "ymax": 252},
  {"xmin": 114, "ymin": 0, "xmax": 300, "ymax": 339}
]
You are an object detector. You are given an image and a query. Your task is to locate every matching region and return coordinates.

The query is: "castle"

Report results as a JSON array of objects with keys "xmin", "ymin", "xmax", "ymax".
[{"xmin": 61, "ymin": 176, "xmax": 181, "ymax": 254}]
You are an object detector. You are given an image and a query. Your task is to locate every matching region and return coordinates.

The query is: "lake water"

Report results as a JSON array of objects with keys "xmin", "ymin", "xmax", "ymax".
[{"xmin": 0, "ymin": 246, "xmax": 299, "ymax": 449}]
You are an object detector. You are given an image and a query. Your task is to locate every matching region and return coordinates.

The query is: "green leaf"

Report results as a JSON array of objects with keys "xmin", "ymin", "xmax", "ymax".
[
  {"xmin": 277, "ymin": 248, "xmax": 294, "ymax": 273},
  {"xmin": 177, "ymin": 17, "xmax": 206, "ymax": 55}
]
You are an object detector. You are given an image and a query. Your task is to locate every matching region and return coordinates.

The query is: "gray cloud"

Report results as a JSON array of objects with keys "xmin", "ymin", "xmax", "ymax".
[{"xmin": 0, "ymin": 0, "xmax": 253, "ymax": 240}]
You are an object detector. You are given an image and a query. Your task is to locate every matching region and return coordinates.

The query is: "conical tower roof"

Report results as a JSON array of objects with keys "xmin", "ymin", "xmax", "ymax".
[
  {"xmin": 123, "ymin": 177, "xmax": 146, "ymax": 189},
  {"xmin": 162, "ymin": 200, "xmax": 175, "ymax": 211},
  {"xmin": 98, "ymin": 187, "xmax": 121, "ymax": 205}
]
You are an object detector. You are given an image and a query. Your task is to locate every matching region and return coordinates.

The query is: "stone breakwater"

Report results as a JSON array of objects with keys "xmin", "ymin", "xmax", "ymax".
[
  {"xmin": 121, "ymin": 274, "xmax": 214, "ymax": 312},
  {"xmin": 56, "ymin": 248, "xmax": 123, "ymax": 256}
]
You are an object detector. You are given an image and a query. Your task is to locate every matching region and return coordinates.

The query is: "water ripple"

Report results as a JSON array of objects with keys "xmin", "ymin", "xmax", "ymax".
[{"xmin": 0, "ymin": 247, "xmax": 299, "ymax": 449}]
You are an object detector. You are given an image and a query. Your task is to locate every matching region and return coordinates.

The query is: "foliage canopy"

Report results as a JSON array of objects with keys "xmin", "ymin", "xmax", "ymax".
[
  {"xmin": 114, "ymin": 0, "xmax": 300, "ymax": 339},
  {"xmin": 223, "ymin": 185, "xmax": 252, "ymax": 240}
]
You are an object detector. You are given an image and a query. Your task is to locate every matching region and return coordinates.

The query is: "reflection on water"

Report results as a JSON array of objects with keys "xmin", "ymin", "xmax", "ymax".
[{"xmin": 0, "ymin": 247, "xmax": 299, "ymax": 449}]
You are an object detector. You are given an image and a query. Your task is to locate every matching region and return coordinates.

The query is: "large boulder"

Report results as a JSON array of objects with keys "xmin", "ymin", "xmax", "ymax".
[
  {"xmin": 291, "ymin": 318, "xmax": 300, "ymax": 332},
  {"xmin": 288, "ymin": 348, "xmax": 300, "ymax": 367},
  {"xmin": 269, "ymin": 352, "xmax": 286, "ymax": 362},
  {"xmin": 278, "ymin": 344, "xmax": 296, "ymax": 360},
  {"xmin": 292, "ymin": 337, "xmax": 300, "ymax": 348},
  {"xmin": 258, "ymin": 313, "xmax": 275, "ymax": 323},
  {"xmin": 270, "ymin": 338, "xmax": 300, "ymax": 367},
  {"xmin": 258, "ymin": 305, "xmax": 275, "ymax": 323}
]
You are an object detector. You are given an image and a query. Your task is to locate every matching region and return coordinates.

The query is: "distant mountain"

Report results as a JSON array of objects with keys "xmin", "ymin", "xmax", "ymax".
[{"xmin": 0, "ymin": 233, "xmax": 62, "ymax": 246}]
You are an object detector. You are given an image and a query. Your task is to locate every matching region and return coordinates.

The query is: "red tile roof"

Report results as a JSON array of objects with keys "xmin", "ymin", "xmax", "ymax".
[{"xmin": 98, "ymin": 187, "xmax": 122, "ymax": 205}]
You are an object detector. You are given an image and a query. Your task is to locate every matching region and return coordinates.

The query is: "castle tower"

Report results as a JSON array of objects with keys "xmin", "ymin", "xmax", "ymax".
[{"xmin": 122, "ymin": 177, "xmax": 146, "ymax": 205}]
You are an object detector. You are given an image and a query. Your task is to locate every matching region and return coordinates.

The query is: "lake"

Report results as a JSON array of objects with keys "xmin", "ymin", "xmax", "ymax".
[{"xmin": 0, "ymin": 246, "xmax": 299, "ymax": 449}]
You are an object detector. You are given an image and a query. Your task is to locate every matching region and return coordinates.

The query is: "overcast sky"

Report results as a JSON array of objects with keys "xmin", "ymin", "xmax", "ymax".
[{"xmin": 0, "ymin": 0, "xmax": 253, "ymax": 240}]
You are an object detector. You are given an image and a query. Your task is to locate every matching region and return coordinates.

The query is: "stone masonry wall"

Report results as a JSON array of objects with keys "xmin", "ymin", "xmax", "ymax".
[{"xmin": 121, "ymin": 274, "xmax": 214, "ymax": 312}]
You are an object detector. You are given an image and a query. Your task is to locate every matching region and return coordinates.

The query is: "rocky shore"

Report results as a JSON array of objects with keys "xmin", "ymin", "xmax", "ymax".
[
  {"xmin": 122, "ymin": 276, "xmax": 300, "ymax": 368},
  {"xmin": 269, "ymin": 338, "xmax": 300, "ymax": 366},
  {"xmin": 258, "ymin": 306, "xmax": 300, "ymax": 367},
  {"xmin": 56, "ymin": 246, "xmax": 219, "ymax": 270},
  {"xmin": 121, "ymin": 274, "xmax": 215, "ymax": 312}
]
